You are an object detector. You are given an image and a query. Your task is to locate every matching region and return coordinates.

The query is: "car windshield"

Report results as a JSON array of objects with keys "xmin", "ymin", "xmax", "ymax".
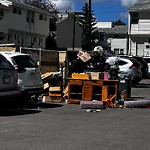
[
  {"xmin": 0, "ymin": 55, "xmax": 14, "ymax": 70},
  {"xmin": 12, "ymin": 55, "xmax": 38, "ymax": 68}
]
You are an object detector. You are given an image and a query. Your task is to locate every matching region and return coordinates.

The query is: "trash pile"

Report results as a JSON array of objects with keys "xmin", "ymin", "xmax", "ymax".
[{"xmin": 68, "ymin": 49, "xmax": 119, "ymax": 80}]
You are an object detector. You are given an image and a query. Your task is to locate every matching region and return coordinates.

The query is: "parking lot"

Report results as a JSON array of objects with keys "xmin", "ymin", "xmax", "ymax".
[{"xmin": 0, "ymin": 79, "xmax": 150, "ymax": 150}]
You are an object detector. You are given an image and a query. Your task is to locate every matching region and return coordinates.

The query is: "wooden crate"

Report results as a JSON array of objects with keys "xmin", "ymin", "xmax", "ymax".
[{"xmin": 49, "ymin": 86, "xmax": 61, "ymax": 97}]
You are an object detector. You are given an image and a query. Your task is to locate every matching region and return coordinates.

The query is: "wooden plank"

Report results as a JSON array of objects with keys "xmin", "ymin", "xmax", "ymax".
[{"xmin": 41, "ymin": 72, "xmax": 55, "ymax": 80}]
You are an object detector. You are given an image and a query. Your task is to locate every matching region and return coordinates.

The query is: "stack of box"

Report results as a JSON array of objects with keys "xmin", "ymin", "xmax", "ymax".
[
  {"xmin": 48, "ymin": 86, "xmax": 62, "ymax": 102},
  {"xmin": 90, "ymin": 72, "xmax": 104, "ymax": 80}
]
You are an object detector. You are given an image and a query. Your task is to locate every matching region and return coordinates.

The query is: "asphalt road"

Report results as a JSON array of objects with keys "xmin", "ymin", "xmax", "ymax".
[
  {"xmin": 0, "ymin": 79, "xmax": 150, "ymax": 150},
  {"xmin": 131, "ymin": 79, "xmax": 150, "ymax": 100}
]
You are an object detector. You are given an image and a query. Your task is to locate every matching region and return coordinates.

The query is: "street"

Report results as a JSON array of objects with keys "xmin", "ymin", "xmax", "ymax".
[
  {"xmin": 0, "ymin": 79, "xmax": 150, "ymax": 150},
  {"xmin": 131, "ymin": 79, "xmax": 150, "ymax": 100}
]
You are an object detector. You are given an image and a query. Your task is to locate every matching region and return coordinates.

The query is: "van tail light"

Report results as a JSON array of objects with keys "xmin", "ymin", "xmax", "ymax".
[
  {"xmin": 129, "ymin": 65, "xmax": 135, "ymax": 69},
  {"xmin": 14, "ymin": 65, "xmax": 26, "ymax": 73}
]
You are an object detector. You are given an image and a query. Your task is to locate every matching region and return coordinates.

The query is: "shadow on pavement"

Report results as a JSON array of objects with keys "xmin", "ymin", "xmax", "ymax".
[
  {"xmin": 0, "ymin": 108, "xmax": 41, "ymax": 117},
  {"xmin": 38, "ymin": 102, "xmax": 64, "ymax": 108}
]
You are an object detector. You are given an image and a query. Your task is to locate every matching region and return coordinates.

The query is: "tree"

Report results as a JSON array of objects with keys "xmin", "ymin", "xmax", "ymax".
[
  {"xmin": 78, "ymin": 3, "xmax": 99, "ymax": 51},
  {"xmin": 112, "ymin": 19, "xmax": 126, "ymax": 26},
  {"xmin": 23, "ymin": 0, "xmax": 59, "ymax": 17}
]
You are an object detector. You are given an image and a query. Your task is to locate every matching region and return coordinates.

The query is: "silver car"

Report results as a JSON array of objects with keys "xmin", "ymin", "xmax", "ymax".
[
  {"xmin": 0, "ymin": 53, "xmax": 20, "ymax": 102},
  {"xmin": 1, "ymin": 52, "xmax": 44, "ymax": 103},
  {"xmin": 106, "ymin": 56, "xmax": 142, "ymax": 84},
  {"xmin": 118, "ymin": 57, "xmax": 142, "ymax": 84}
]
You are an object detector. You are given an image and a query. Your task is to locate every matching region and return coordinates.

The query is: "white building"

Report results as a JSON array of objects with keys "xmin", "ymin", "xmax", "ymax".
[
  {"xmin": 128, "ymin": 0, "xmax": 150, "ymax": 56},
  {"xmin": 0, "ymin": 0, "xmax": 51, "ymax": 49},
  {"xmin": 97, "ymin": 22, "xmax": 128, "ymax": 54}
]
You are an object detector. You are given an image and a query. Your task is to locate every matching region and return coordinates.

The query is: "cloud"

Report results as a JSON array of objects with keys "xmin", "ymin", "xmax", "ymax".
[
  {"xmin": 119, "ymin": 12, "xmax": 128, "ymax": 19},
  {"xmin": 51, "ymin": 0, "xmax": 75, "ymax": 12},
  {"xmin": 51, "ymin": 0, "xmax": 106, "ymax": 12},
  {"xmin": 120, "ymin": 0, "xmax": 138, "ymax": 8}
]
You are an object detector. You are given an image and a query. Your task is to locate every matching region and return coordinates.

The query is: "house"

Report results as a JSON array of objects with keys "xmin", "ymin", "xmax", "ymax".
[
  {"xmin": 128, "ymin": 0, "xmax": 150, "ymax": 56},
  {"xmin": 0, "ymin": 0, "xmax": 51, "ymax": 49},
  {"xmin": 56, "ymin": 14, "xmax": 82, "ymax": 51},
  {"xmin": 96, "ymin": 22, "xmax": 128, "ymax": 54}
]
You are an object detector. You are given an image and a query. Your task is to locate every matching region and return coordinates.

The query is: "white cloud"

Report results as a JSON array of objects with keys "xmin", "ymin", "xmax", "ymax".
[
  {"xmin": 52, "ymin": 0, "xmax": 75, "ymax": 12},
  {"xmin": 51, "ymin": 0, "xmax": 105, "ymax": 12},
  {"xmin": 119, "ymin": 12, "xmax": 128, "ymax": 19},
  {"xmin": 120, "ymin": 0, "xmax": 138, "ymax": 8}
]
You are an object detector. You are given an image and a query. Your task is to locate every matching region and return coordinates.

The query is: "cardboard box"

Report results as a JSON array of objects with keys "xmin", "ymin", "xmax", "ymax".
[
  {"xmin": 91, "ymin": 72, "xmax": 99, "ymax": 80},
  {"xmin": 72, "ymin": 73, "xmax": 89, "ymax": 79},
  {"xmin": 78, "ymin": 52, "xmax": 91, "ymax": 62},
  {"xmin": 91, "ymin": 72, "xmax": 104, "ymax": 80}
]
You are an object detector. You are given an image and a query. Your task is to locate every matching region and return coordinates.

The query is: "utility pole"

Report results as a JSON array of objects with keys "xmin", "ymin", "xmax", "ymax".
[
  {"xmin": 72, "ymin": 13, "xmax": 76, "ymax": 51},
  {"xmin": 89, "ymin": 0, "xmax": 91, "ymax": 51}
]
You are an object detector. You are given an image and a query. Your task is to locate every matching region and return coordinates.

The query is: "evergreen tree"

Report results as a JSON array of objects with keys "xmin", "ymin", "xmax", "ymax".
[
  {"xmin": 112, "ymin": 19, "xmax": 126, "ymax": 26},
  {"xmin": 78, "ymin": 3, "xmax": 99, "ymax": 51}
]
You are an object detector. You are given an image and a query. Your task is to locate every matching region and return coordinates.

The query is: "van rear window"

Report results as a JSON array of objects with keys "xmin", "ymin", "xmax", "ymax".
[{"xmin": 12, "ymin": 55, "xmax": 38, "ymax": 68}]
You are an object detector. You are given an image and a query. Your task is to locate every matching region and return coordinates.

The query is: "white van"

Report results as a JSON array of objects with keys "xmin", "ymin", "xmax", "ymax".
[{"xmin": 0, "ymin": 52, "xmax": 43, "ymax": 102}]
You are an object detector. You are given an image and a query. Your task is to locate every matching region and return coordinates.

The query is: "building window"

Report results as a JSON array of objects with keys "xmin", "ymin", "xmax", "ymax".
[
  {"xmin": 13, "ymin": 7, "xmax": 22, "ymax": 15},
  {"xmin": 39, "ymin": 14, "xmax": 47, "ymax": 21},
  {"xmin": 8, "ymin": 33, "xmax": 12, "ymax": 41},
  {"xmin": 0, "ymin": 10, "xmax": 4, "ymax": 19},
  {"xmin": 39, "ymin": 38, "xmax": 43, "ymax": 45},
  {"xmin": 0, "ymin": 36, "xmax": 4, "ymax": 41},
  {"xmin": 14, "ymin": 34, "xmax": 17, "ymax": 40},
  {"xmin": 45, "ymin": 16, "xmax": 47, "ymax": 21},
  {"xmin": 114, "ymin": 48, "xmax": 124, "ymax": 54},
  {"xmin": 39, "ymin": 14, "xmax": 43, "ymax": 20},
  {"xmin": 120, "ymin": 49, "xmax": 124, "ymax": 54},
  {"xmin": 130, "ymin": 12, "xmax": 139, "ymax": 24},
  {"xmin": 114, "ymin": 49, "xmax": 119, "ymax": 55},
  {"xmin": 33, "ymin": 37, "xmax": 36, "ymax": 42},
  {"xmin": 26, "ymin": 11, "xmax": 35, "ymax": 23}
]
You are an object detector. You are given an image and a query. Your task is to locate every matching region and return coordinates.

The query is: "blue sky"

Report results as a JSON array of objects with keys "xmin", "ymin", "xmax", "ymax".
[{"xmin": 52, "ymin": 0, "xmax": 138, "ymax": 25}]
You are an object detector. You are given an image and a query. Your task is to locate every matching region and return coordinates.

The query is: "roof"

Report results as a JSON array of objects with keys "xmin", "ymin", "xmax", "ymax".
[
  {"xmin": 128, "ymin": 0, "xmax": 150, "ymax": 12},
  {"xmin": 98, "ymin": 25, "xmax": 128, "ymax": 34}
]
